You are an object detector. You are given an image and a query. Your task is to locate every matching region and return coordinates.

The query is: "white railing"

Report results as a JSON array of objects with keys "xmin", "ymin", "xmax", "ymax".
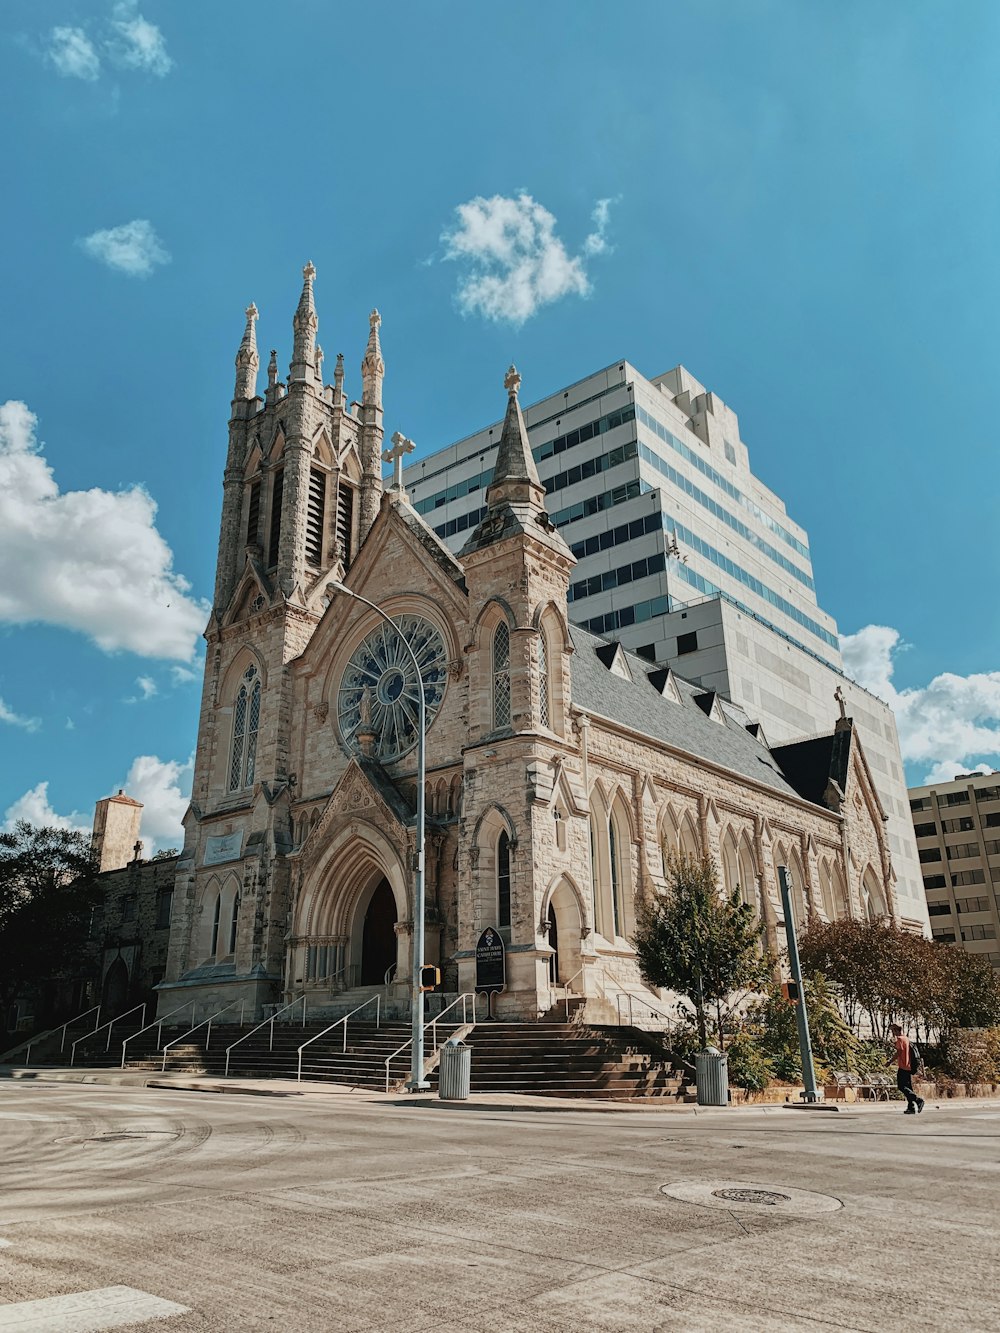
[
  {"xmin": 24, "ymin": 1004, "xmax": 101, "ymax": 1065},
  {"xmin": 70, "ymin": 1003, "xmax": 146, "ymax": 1067},
  {"xmin": 120, "ymin": 1000, "xmax": 198, "ymax": 1069},
  {"xmin": 296, "ymin": 994, "xmax": 381, "ymax": 1082},
  {"xmin": 614, "ymin": 989, "xmax": 675, "ymax": 1033},
  {"xmin": 557, "ymin": 966, "xmax": 585, "ymax": 1020},
  {"xmin": 384, "ymin": 963, "xmax": 397, "ymax": 985},
  {"xmin": 160, "ymin": 1000, "xmax": 245, "ymax": 1073},
  {"xmin": 384, "ymin": 992, "xmax": 476, "ymax": 1092},
  {"xmin": 306, "ymin": 963, "xmax": 357, "ymax": 993},
  {"xmin": 224, "ymin": 994, "xmax": 306, "ymax": 1077}
]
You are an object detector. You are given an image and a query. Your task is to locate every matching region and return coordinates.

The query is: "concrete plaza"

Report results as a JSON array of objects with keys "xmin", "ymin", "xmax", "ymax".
[{"xmin": 0, "ymin": 1080, "xmax": 998, "ymax": 1331}]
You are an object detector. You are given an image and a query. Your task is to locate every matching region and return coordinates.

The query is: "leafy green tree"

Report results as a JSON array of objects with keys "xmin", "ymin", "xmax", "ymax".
[
  {"xmin": 0, "ymin": 823, "xmax": 103, "ymax": 1030},
  {"xmin": 631, "ymin": 852, "xmax": 771, "ymax": 1048}
]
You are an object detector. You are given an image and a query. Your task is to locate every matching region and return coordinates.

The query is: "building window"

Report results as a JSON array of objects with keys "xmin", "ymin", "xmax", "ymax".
[
  {"xmin": 918, "ymin": 848, "xmax": 942, "ymax": 864},
  {"xmin": 952, "ymin": 870, "xmax": 986, "ymax": 887},
  {"xmin": 910, "ymin": 797, "xmax": 930, "ymax": 812},
  {"xmin": 305, "ymin": 468, "xmax": 326, "ymax": 567},
  {"xmin": 210, "ymin": 894, "xmax": 222, "ymax": 956},
  {"xmin": 538, "ymin": 633, "xmax": 549, "ymax": 728},
  {"xmin": 942, "ymin": 791, "xmax": 971, "ymax": 806},
  {"xmin": 246, "ymin": 479, "xmax": 261, "ymax": 548},
  {"xmin": 956, "ymin": 896, "xmax": 990, "ymax": 914},
  {"xmin": 676, "ymin": 631, "xmax": 698, "ymax": 655},
  {"xmin": 229, "ymin": 665, "xmax": 261, "ymax": 792},
  {"xmin": 942, "ymin": 817, "xmax": 975, "ymax": 833},
  {"xmin": 609, "ymin": 818, "xmax": 623, "ymax": 937},
  {"xmin": 267, "ymin": 467, "xmax": 284, "ymax": 568},
  {"xmin": 984, "ymin": 813, "xmax": 1000, "ymax": 828},
  {"xmin": 122, "ymin": 894, "xmax": 137, "ymax": 923},
  {"xmin": 913, "ymin": 822, "xmax": 937, "ymax": 838},
  {"xmin": 932, "ymin": 930, "xmax": 956, "ymax": 943},
  {"xmin": 975, "ymin": 786, "xmax": 1000, "ymax": 803},
  {"xmin": 497, "ymin": 832, "xmax": 511, "ymax": 930},
  {"xmin": 946, "ymin": 842, "xmax": 978, "ymax": 860},
  {"xmin": 156, "ymin": 888, "xmax": 172, "ymax": 930},
  {"xmin": 492, "ymin": 622, "xmax": 511, "ymax": 729},
  {"xmin": 229, "ymin": 894, "xmax": 240, "ymax": 954},
  {"xmin": 724, "ymin": 439, "xmax": 737, "ymax": 465},
  {"xmin": 922, "ymin": 875, "xmax": 947, "ymax": 890},
  {"xmin": 926, "ymin": 902, "xmax": 951, "ymax": 916}
]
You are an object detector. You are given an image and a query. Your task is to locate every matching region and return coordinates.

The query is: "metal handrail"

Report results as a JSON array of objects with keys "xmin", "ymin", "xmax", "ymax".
[
  {"xmin": 224, "ymin": 994, "xmax": 306, "ymax": 1076},
  {"xmin": 160, "ymin": 999, "xmax": 245, "ymax": 1072},
  {"xmin": 25, "ymin": 1004, "xmax": 100, "ymax": 1065},
  {"xmin": 296, "ymin": 994, "xmax": 381, "ymax": 1082},
  {"xmin": 120, "ymin": 999, "xmax": 197, "ymax": 1069},
  {"xmin": 70, "ymin": 1003, "xmax": 146, "ymax": 1066},
  {"xmin": 558, "ymin": 966, "xmax": 585, "ymax": 1020},
  {"xmin": 384, "ymin": 963, "xmax": 397, "ymax": 985},
  {"xmin": 614, "ymin": 988, "xmax": 675, "ymax": 1031},
  {"xmin": 307, "ymin": 963, "xmax": 354, "ymax": 990},
  {"xmin": 384, "ymin": 992, "xmax": 476, "ymax": 1092}
]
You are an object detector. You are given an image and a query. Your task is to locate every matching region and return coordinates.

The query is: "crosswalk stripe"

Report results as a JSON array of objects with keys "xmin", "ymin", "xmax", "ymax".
[{"xmin": 0, "ymin": 1286, "xmax": 188, "ymax": 1331}]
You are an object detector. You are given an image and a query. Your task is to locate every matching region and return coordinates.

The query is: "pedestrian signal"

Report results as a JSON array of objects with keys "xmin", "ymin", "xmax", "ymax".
[
  {"xmin": 419, "ymin": 965, "xmax": 441, "ymax": 992},
  {"xmin": 781, "ymin": 980, "xmax": 800, "ymax": 1004}
]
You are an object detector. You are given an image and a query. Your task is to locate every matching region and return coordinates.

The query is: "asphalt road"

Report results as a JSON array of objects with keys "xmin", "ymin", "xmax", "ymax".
[{"xmin": 0, "ymin": 1082, "xmax": 998, "ymax": 1331}]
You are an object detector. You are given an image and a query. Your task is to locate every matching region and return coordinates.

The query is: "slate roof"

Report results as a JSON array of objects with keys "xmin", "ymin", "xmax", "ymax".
[
  {"xmin": 771, "ymin": 723, "xmax": 854, "ymax": 809},
  {"xmin": 392, "ymin": 497, "xmax": 468, "ymax": 592},
  {"xmin": 568, "ymin": 626, "xmax": 808, "ymax": 801}
]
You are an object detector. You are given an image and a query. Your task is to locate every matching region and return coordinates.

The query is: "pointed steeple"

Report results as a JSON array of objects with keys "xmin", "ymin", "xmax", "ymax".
[
  {"xmin": 486, "ymin": 366, "xmax": 546, "ymax": 509},
  {"xmin": 233, "ymin": 303, "xmax": 259, "ymax": 400},
  {"xmin": 361, "ymin": 309, "xmax": 384, "ymax": 408},
  {"xmin": 290, "ymin": 261, "xmax": 318, "ymax": 381}
]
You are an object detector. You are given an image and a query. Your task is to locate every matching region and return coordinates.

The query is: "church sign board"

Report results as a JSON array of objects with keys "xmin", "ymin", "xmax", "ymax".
[
  {"xmin": 203, "ymin": 832, "xmax": 244, "ymax": 867},
  {"xmin": 475, "ymin": 927, "xmax": 506, "ymax": 994}
]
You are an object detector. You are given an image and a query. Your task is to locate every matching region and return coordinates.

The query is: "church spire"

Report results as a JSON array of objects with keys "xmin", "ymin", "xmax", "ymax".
[
  {"xmin": 233, "ymin": 303, "xmax": 259, "ymax": 400},
  {"xmin": 486, "ymin": 365, "xmax": 546, "ymax": 509},
  {"xmin": 361, "ymin": 309, "xmax": 384, "ymax": 408},
  {"xmin": 358, "ymin": 310, "xmax": 385, "ymax": 543},
  {"xmin": 290, "ymin": 261, "xmax": 318, "ymax": 381}
]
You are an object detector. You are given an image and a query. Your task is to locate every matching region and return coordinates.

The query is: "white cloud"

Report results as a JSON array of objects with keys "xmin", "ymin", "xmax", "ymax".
[
  {"xmin": 440, "ymin": 192, "xmax": 614, "ymax": 326},
  {"xmin": 3, "ymin": 782, "xmax": 90, "ymax": 836},
  {"xmin": 125, "ymin": 675, "xmax": 158, "ymax": 704},
  {"xmin": 0, "ymin": 696, "xmax": 40, "ymax": 732},
  {"xmin": 0, "ymin": 400, "xmax": 207, "ymax": 661},
  {"xmin": 123, "ymin": 753, "xmax": 192, "ymax": 852},
  {"xmin": 169, "ymin": 658, "xmax": 203, "ymax": 686},
  {"xmin": 583, "ymin": 197, "xmax": 617, "ymax": 256},
  {"xmin": 47, "ymin": 27, "xmax": 101, "ymax": 81},
  {"xmin": 842, "ymin": 624, "xmax": 1000, "ymax": 781},
  {"xmin": 108, "ymin": 1, "xmax": 172, "ymax": 76},
  {"xmin": 78, "ymin": 219, "xmax": 170, "ymax": 278}
]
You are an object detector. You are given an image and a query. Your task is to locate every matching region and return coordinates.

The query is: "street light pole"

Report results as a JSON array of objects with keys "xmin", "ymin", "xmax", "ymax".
[
  {"xmin": 777, "ymin": 863, "xmax": 819, "ymax": 1103},
  {"xmin": 329, "ymin": 581, "xmax": 429, "ymax": 1091}
]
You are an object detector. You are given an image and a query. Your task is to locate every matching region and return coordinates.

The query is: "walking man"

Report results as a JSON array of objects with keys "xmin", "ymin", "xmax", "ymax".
[{"xmin": 890, "ymin": 1023, "xmax": 925, "ymax": 1114}]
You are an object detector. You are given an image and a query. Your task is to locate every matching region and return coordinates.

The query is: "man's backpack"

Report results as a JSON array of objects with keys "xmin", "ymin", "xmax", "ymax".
[{"xmin": 909, "ymin": 1042, "xmax": 923, "ymax": 1074}]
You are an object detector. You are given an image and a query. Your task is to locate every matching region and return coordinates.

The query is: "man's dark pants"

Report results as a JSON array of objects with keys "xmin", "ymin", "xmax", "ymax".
[{"xmin": 897, "ymin": 1068, "xmax": 921, "ymax": 1111}]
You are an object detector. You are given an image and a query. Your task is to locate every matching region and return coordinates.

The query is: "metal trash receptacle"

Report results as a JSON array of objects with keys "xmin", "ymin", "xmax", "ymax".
[
  {"xmin": 695, "ymin": 1047, "xmax": 729, "ymax": 1106},
  {"xmin": 438, "ymin": 1038, "xmax": 471, "ymax": 1100}
]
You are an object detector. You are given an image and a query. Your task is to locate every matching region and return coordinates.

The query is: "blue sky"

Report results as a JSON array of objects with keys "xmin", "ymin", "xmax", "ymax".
[{"xmin": 2, "ymin": 0, "xmax": 999, "ymax": 848}]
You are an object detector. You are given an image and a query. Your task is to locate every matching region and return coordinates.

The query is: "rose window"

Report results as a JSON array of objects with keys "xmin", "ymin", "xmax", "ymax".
[{"xmin": 337, "ymin": 615, "xmax": 447, "ymax": 761}]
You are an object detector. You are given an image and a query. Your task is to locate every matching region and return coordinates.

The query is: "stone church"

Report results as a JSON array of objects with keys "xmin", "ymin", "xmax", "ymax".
[{"xmin": 154, "ymin": 264, "xmax": 897, "ymax": 1025}]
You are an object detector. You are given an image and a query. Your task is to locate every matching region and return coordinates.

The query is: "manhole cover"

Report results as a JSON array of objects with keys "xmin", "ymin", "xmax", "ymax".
[
  {"xmin": 712, "ymin": 1187, "xmax": 790, "ymax": 1205},
  {"xmin": 660, "ymin": 1180, "xmax": 842, "ymax": 1216}
]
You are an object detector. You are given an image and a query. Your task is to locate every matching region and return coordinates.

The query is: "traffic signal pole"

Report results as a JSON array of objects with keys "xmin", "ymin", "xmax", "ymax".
[{"xmin": 777, "ymin": 864, "xmax": 820, "ymax": 1102}]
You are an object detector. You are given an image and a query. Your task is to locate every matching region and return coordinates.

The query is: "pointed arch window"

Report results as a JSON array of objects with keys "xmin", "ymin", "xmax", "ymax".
[
  {"xmin": 229, "ymin": 665, "xmax": 261, "ymax": 792},
  {"xmin": 229, "ymin": 894, "xmax": 240, "ymax": 955},
  {"xmin": 305, "ymin": 468, "xmax": 327, "ymax": 567},
  {"xmin": 538, "ymin": 632, "xmax": 550, "ymax": 728},
  {"xmin": 246, "ymin": 479, "xmax": 261, "ymax": 548},
  {"xmin": 210, "ymin": 894, "xmax": 222, "ymax": 957},
  {"xmin": 267, "ymin": 467, "xmax": 284, "ymax": 568},
  {"xmin": 609, "ymin": 817, "xmax": 623, "ymax": 937},
  {"xmin": 497, "ymin": 831, "xmax": 511, "ymax": 930},
  {"xmin": 492, "ymin": 622, "xmax": 511, "ymax": 729}
]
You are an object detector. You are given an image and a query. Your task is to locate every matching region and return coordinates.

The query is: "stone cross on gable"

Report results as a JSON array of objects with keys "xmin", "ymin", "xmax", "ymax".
[
  {"xmin": 834, "ymin": 685, "xmax": 847, "ymax": 720},
  {"xmin": 382, "ymin": 431, "xmax": 415, "ymax": 492}
]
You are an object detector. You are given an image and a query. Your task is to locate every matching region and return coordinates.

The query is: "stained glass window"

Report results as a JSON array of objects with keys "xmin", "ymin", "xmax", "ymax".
[
  {"xmin": 229, "ymin": 666, "xmax": 260, "ymax": 792},
  {"xmin": 492, "ymin": 622, "xmax": 511, "ymax": 729},
  {"xmin": 538, "ymin": 632, "xmax": 549, "ymax": 728},
  {"xmin": 498, "ymin": 831, "xmax": 511, "ymax": 929},
  {"xmin": 337, "ymin": 615, "xmax": 447, "ymax": 762}
]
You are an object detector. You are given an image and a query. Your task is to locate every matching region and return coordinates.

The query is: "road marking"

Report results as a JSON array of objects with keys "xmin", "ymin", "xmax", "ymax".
[
  {"xmin": 0, "ymin": 1239, "xmax": 11, "ymax": 1248},
  {"xmin": 0, "ymin": 1285, "xmax": 188, "ymax": 1330}
]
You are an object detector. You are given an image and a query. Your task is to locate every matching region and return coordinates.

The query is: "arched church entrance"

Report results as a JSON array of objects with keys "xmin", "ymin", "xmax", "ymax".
[
  {"xmin": 545, "ymin": 877, "xmax": 583, "ymax": 986},
  {"xmin": 102, "ymin": 957, "xmax": 129, "ymax": 1015},
  {"xmin": 547, "ymin": 905, "xmax": 559, "ymax": 984},
  {"xmin": 360, "ymin": 877, "xmax": 397, "ymax": 985}
]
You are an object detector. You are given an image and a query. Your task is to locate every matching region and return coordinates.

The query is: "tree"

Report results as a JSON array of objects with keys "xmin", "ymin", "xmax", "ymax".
[
  {"xmin": 631, "ymin": 852, "xmax": 772, "ymax": 1048},
  {"xmin": 0, "ymin": 822, "xmax": 104, "ymax": 1031}
]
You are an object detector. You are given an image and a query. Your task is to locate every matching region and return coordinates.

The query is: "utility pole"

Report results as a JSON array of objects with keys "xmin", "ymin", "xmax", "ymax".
[{"xmin": 777, "ymin": 864, "xmax": 820, "ymax": 1103}]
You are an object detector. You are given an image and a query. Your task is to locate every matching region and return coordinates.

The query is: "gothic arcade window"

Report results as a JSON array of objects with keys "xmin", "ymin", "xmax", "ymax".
[
  {"xmin": 267, "ymin": 467, "xmax": 284, "ymax": 567},
  {"xmin": 497, "ymin": 831, "xmax": 511, "ymax": 930},
  {"xmin": 336, "ymin": 480, "xmax": 355, "ymax": 566},
  {"xmin": 538, "ymin": 633, "xmax": 550, "ymax": 728},
  {"xmin": 305, "ymin": 468, "xmax": 326, "ymax": 567},
  {"xmin": 492, "ymin": 622, "xmax": 511, "ymax": 729},
  {"xmin": 229, "ymin": 895, "xmax": 240, "ymax": 955},
  {"xmin": 229, "ymin": 665, "xmax": 261, "ymax": 792},
  {"xmin": 246, "ymin": 480, "xmax": 261, "ymax": 548}
]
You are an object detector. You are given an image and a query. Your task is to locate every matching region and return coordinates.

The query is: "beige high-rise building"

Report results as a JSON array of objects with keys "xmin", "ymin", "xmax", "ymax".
[{"xmin": 910, "ymin": 771, "xmax": 1000, "ymax": 968}]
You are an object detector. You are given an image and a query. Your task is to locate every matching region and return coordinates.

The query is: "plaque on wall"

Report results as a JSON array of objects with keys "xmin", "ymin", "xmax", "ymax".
[
  {"xmin": 203, "ymin": 832, "xmax": 244, "ymax": 866},
  {"xmin": 475, "ymin": 927, "xmax": 506, "ymax": 994}
]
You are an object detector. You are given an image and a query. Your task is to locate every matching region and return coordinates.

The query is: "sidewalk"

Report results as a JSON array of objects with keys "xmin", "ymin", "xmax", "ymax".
[{"xmin": 6, "ymin": 1063, "xmax": 1000, "ymax": 1116}]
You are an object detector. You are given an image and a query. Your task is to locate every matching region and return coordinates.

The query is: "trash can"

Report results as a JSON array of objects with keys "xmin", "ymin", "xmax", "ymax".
[
  {"xmin": 438, "ymin": 1037, "xmax": 471, "ymax": 1100},
  {"xmin": 695, "ymin": 1047, "xmax": 729, "ymax": 1106}
]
